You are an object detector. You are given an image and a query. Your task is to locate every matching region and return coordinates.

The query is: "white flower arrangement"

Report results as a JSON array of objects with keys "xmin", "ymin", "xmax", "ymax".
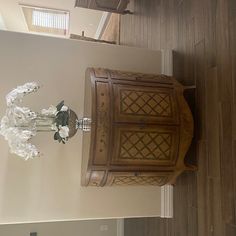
[
  {"xmin": 0, "ymin": 82, "xmax": 40, "ymax": 160},
  {"xmin": 50, "ymin": 101, "xmax": 70, "ymax": 144},
  {"xmin": 0, "ymin": 82, "xmax": 71, "ymax": 159},
  {"xmin": 37, "ymin": 101, "xmax": 70, "ymax": 143}
]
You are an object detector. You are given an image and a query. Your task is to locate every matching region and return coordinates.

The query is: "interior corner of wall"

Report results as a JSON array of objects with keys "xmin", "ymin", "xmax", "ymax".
[
  {"xmin": 0, "ymin": 12, "xmax": 7, "ymax": 30},
  {"xmin": 94, "ymin": 12, "xmax": 111, "ymax": 39}
]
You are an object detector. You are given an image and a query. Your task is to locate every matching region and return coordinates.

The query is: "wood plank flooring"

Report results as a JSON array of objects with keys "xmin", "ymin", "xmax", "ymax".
[{"xmin": 118, "ymin": 0, "xmax": 236, "ymax": 235}]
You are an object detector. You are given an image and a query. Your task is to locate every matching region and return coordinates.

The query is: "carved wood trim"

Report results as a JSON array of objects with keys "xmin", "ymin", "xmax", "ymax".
[
  {"xmin": 92, "ymin": 81, "xmax": 110, "ymax": 165},
  {"xmin": 111, "ymin": 125, "xmax": 179, "ymax": 166},
  {"xmin": 107, "ymin": 172, "xmax": 172, "ymax": 186}
]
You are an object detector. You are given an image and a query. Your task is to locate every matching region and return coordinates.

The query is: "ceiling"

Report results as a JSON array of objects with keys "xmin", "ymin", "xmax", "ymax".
[{"xmin": 0, "ymin": 0, "xmax": 103, "ymax": 37}]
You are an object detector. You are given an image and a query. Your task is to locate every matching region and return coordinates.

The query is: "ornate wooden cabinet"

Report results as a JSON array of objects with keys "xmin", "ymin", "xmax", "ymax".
[
  {"xmin": 75, "ymin": 0, "xmax": 131, "ymax": 14},
  {"xmin": 81, "ymin": 68, "xmax": 194, "ymax": 187}
]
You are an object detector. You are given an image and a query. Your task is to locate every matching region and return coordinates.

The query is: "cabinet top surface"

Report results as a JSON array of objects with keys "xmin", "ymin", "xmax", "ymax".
[{"xmin": 81, "ymin": 69, "xmax": 93, "ymax": 185}]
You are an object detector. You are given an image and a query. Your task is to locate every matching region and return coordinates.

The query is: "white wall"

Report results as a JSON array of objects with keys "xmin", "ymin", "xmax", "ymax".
[
  {"xmin": 0, "ymin": 30, "xmax": 163, "ymax": 224},
  {"xmin": 0, "ymin": 219, "xmax": 118, "ymax": 236},
  {"xmin": 0, "ymin": 0, "xmax": 102, "ymax": 37}
]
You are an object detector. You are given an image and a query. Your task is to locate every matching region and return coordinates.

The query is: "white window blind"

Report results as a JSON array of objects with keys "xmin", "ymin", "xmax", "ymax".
[
  {"xmin": 22, "ymin": 5, "xmax": 69, "ymax": 36},
  {"xmin": 32, "ymin": 10, "xmax": 69, "ymax": 30}
]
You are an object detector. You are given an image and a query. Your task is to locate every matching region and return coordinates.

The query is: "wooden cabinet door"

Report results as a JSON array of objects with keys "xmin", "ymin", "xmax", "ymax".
[
  {"xmin": 75, "ymin": 0, "xmax": 130, "ymax": 13},
  {"xmin": 111, "ymin": 125, "xmax": 180, "ymax": 167},
  {"xmin": 106, "ymin": 172, "xmax": 173, "ymax": 186},
  {"xmin": 92, "ymin": 0, "xmax": 122, "ymax": 10},
  {"xmin": 75, "ymin": 0, "xmax": 89, "ymax": 8},
  {"xmin": 112, "ymin": 83, "xmax": 179, "ymax": 125}
]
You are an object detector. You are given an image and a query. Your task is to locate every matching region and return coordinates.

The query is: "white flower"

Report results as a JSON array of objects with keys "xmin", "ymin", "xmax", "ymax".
[
  {"xmin": 51, "ymin": 123, "xmax": 58, "ymax": 131},
  {"xmin": 6, "ymin": 82, "xmax": 39, "ymax": 106},
  {"xmin": 0, "ymin": 82, "xmax": 42, "ymax": 159},
  {"xmin": 41, "ymin": 105, "xmax": 57, "ymax": 116},
  {"xmin": 59, "ymin": 126, "xmax": 69, "ymax": 138},
  {"xmin": 0, "ymin": 114, "xmax": 39, "ymax": 160},
  {"xmin": 60, "ymin": 105, "xmax": 68, "ymax": 112}
]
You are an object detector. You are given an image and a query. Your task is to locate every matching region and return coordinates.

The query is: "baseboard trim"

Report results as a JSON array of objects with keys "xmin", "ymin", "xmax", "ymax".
[
  {"xmin": 161, "ymin": 49, "xmax": 173, "ymax": 76},
  {"xmin": 94, "ymin": 12, "xmax": 112, "ymax": 39},
  {"xmin": 160, "ymin": 49, "xmax": 174, "ymax": 218},
  {"xmin": 117, "ymin": 219, "xmax": 124, "ymax": 236},
  {"xmin": 161, "ymin": 185, "xmax": 173, "ymax": 218}
]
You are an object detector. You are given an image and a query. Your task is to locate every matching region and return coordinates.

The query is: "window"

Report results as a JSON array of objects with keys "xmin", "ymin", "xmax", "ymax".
[{"xmin": 21, "ymin": 5, "xmax": 69, "ymax": 36}]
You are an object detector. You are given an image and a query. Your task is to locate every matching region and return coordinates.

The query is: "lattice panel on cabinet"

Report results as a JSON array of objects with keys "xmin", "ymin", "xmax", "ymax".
[
  {"xmin": 111, "ymin": 176, "xmax": 169, "ymax": 186},
  {"xmin": 120, "ymin": 89, "xmax": 172, "ymax": 117},
  {"xmin": 119, "ymin": 131, "xmax": 172, "ymax": 160}
]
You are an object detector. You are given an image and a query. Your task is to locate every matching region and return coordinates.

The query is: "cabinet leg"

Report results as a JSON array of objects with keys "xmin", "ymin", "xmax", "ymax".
[
  {"xmin": 168, "ymin": 175, "xmax": 178, "ymax": 186},
  {"xmin": 123, "ymin": 10, "xmax": 134, "ymax": 14},
  {"xmin": 185, "ymin": 163, "xmax": 198, "ymax": 171}
]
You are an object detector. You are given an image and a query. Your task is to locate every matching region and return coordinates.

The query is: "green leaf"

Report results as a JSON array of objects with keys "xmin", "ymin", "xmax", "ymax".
[
  {"xmin": 62, "ymin": 111, "xmax": 69, "ymax": 126},
  {"xmin": 55, "ymin": 112, "xmax": 64, "ymax": 126},
  {"xmin": 55, "ymin": 111, "xmax": 69, "ymax": 127},
  {"xmin": 54, "ymin": 132, "xmax": 60, "ymax": 140},
  {"xmin": 56, "ymin": 100, "xmax": 64, "ymax": 111},
  {"xmin": 54, "ymin": 132, "xmax": 63, "ymax": 143}
]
